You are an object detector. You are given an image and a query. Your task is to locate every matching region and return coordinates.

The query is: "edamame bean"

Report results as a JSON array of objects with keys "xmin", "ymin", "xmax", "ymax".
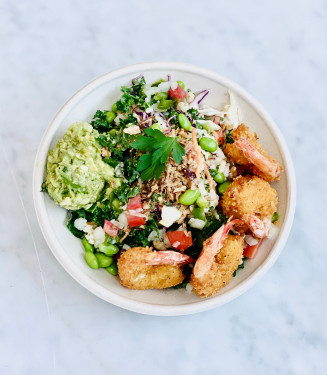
[
  {"xmin": 213, "ymin": 172, "xmax": 225, "ymax": 184},
  {"xmin": 218, "ymin": 181, "xmax": 231, "ymax": 195},
  {"xmin": 196, "ymin": 196, "xmax": 209, "ymax": 208},
  {"xmin": 192, "ymin": 207, "xmax": 206, "ymax": 221},
  {"xmin": 95, "ymin": 253, "xmax": 114, "ymax": 268},
  {"xmin": 109, "ymin": 129, "xmax": 118, "ymax": 136},
  {"xmin": 179, "ymin": 189, "xmax": 200, "ymax": 205},
  {"xmin": 85, "ymin": 252, "xmax": 99, "ymax": 269},
  {"xmin": 271, "ymin": 212, "xmax": 280, "ymax": 223},
  {"xmin": 177, "ymin": 80, "xmax": 185, "ymax": 89},
  {"xmin": 106, "ymin": 262, "xmax": 118, "ymax": 276},
  {"xmin": 112, "ymin": 103, "xmax": 118, "ymax": 112},
  {"xmin": 106, "ymin": 111, "xmax": 116, "ymax": 123},
  {"xmin": 98, "ymin": 243, "xmax": 119, "ymax": 256},
  {"xmin": 151, "ymin": 123, "xmax": 161, "ymax": 131},
  {"xmin": 203, "ymin": 122, "xmax": 213, "ymax": 133},
  {"xmin": 199, "ymin": 137, "xmax": 218, "ymax": 152},
  {"xmin": 177, "ymin": 114, "xmax": 192, "ymax": 131},
  {"xmin": 157, "ymin": 99, "xmax": 173, "ymax": 110},
  {"xmin": 82, "ymin": 237, "xmax": 94, "ymax": 253},
  {"xmin": 111, "ymin": 198, "xmax": 121, "ymax": 211},
  {"xmin": 154, "ymin": 92, "xmax": 168, "ymax": 101},
  {"xmin": 151, "ymin": 78, "xmax": 165, "ymax": 87}
]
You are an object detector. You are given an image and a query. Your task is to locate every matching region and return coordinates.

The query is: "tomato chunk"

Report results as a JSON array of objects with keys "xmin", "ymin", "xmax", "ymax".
[
  {"xmin": 126, "ymin": 214, "xmax": 146, "ymax": 228},
  {"xmin": 103, "ymin": 220, "xmax": 119, "ymax": 237},
  {"xmin": 243, "ymin": 239, "xmax": 263, "ymax": 259},
  {"xmin": 168, "ymin": 85, "xmax": 186, "ymax": 101},
  {"xmin": 167, "ymin": 231, "xmax": 192, "ymax": 251},
  {"xmin": 127, "ymin": 194, "xmax": 142, "ymax": 210}
]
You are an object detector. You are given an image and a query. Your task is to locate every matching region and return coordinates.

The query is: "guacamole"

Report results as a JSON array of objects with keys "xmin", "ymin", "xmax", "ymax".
[{"xmin": 45, "ymin": 122, "xmax": 120, "ymax": 210}]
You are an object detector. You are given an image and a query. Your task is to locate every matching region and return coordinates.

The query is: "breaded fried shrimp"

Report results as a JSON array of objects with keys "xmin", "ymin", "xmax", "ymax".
[
  {"xmin": 224, "ymin": 124, "xmax": 283, "ymax": 181},
  {"xmin": 221, "ymin": 175, "xmax": 278, "ymax": 237},
  {"xmin": 117, "ymin": 247, "xmax": 190, "ymax": 290},
  {"xmin": 191, "ymin": 234, "xmax": 244, "ymax": 298}
]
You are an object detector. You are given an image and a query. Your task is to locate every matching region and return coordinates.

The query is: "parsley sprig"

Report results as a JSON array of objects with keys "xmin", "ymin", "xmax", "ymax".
[{"xmin": 131, "ymin": 128, "xmax": 185, "ymax": 181}]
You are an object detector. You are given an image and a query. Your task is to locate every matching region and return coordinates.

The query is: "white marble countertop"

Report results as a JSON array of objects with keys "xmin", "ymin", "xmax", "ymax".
[{"xmin": 1, "ymin": 0, "xmax": 326, "ymax": 374}]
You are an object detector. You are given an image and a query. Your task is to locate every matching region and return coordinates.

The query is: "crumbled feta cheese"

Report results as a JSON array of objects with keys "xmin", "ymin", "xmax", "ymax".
[
  {"xmin": 186, "ymin": 92, "xmax": 195, "ymax": 103},
  {"xmin": 93, "ymin": 227, "xmax": 106, "ymax": 247},
  {"xmin": 123, "ymin": 125, "xmax": 141, "ymax": 135},
  {"xmin": 147, "ymin": 230, "xmax": 162, "ymax": 242},
  {"xmin": 177, "ymin": 101, "xmax": 189, "ymax": 112},
  {"xmin": 159, "ymin": 206, "xmax": 182, "ymax": 227},
  {"xmin": 144, "ymin": 82, "xmax": 171, "ymax": 102},
  {"xmin": 185, "ymin": 283, "xmax": 193, "ymax": 293},
  {"xmin": 188, "ymin": 218, "xmax": 206, "ymax": 230},
  {"xmin": 122, "ymin": 244, "xmax": 131, "ymax": 250},
  {"xmin": 170, "ymin": 81, "xmax": 178, "ymax": 90},
  {"xmin": 244, "ymin": 235, "xmax": 259, "ymax": 246},
  {"xmin": 74, "ymin": 218, "xmax": 87, "ymax": 231}
]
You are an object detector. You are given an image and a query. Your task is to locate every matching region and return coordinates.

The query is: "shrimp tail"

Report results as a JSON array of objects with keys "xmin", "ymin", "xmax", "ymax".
[
  {"xmin": 145, "ymin": 251, "xmax": 195, "ymax": 266},
  {"xmin": 242, "ymin": 215, "xmax": 271, "ymax": 238}
]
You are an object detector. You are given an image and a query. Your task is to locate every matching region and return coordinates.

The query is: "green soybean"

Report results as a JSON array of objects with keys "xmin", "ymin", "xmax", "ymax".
[
  {"xmin": 154, "ymin": 92, "xmax": 168, "ymax": 101},
  {"xmin": 218, "ymin": 181, "xmax": 231, "ymax": 195},
  {"xmin": 157, "ymin": 99, "xmax": 173, "ymax": 110},
  {"xmin": 111, "ymin": 198, "xmax": 121, "ymax": 211},
  {"xmin": 109, "ymin": 129, "xmax": 118, "ymax": 136},
  {"xmin": 106, "ymin": 111, "xmax": 116, "ymax": 123},
  {"xmin": 196, "ymin": 196, "xmax": 209, "ymax": 208},
  {"xmin": 151, "ymin": 123, "xmax": 161, "ymax": 131},
  {"xmin": 95, "ymin": 253, "xmax": 114, "ymax": 268},
  {"xmin": 271, "ymin": 212, "xmax": 280, "ymax": 223},
  {"xmin": 82, "ymin": 237, "xmax": 94, "ymax": 253},
  {"xmin": 98, "ymin": 243, "xmax": 119, "ymax": 256},
  {"xmin": 106, "ymin": 262, "xmax": 118, "ymax": 276},
  {"xmin": 213, "ymin": 172, "xmax": 225, "ymax": 184},
  {"xmin": 192, "ymin": 207, "xmax": 206, "ymax": 221},
  {"xmin": 199, "ymin": 137, "xmax": 218, "ymax": 152},
  {"xmin": 85, "ymin": 252, "xmax": 99, "ymax": 269},
  {"xmin": 203, "ymin": 122, "xmax": 213, "ymax": 133},
  {"xmin": 179, "ymin": 189, "xmax": 200, "ymax": 205},
  {"xmin": 151, "ymin": 78, "xmax": 165, "ymax": 87},
  {"xmin": 178, "ymin": 114, "xmax": 192, "ymax": 131},
  {"xmin": 112, "ymin": 103, "xmax": 118, "ymax": 112},
  {"xmin": 177, "ymin": 80, "xmax": 185, "ymax": 89}
]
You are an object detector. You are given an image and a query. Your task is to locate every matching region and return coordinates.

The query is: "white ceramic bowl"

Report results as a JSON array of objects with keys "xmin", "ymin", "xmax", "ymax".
[{"xmin": 33, "ymin": 62, "xmax": 296, "ymax": 316}]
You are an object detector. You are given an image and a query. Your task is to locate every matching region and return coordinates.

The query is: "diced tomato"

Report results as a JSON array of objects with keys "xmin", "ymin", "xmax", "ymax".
[
  {"xmin": 168, "ymin": 85, "xmax": 186, "ymax": 101},
  {"xmin": 103, "ymin": 220, "xmax": 119, "ymax": 237},
  {"xmin": 243, "ymin": 239, "xmax": 263, "ymax": 259},
  {"xmin": 127, "ymin": 194, "xmax": 142, "ymax": 210},
  {"xmin": 126, "ymin": 214, "xmax": 146, "ymax": 228},
  {"xmin": 166, "ymin": 231, "xmax": 193, "ymax": 251}
]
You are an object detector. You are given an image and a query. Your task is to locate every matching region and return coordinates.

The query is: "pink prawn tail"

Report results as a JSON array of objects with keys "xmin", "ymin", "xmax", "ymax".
[
  {"xmin": 145, "ymin": 251, "xmax": 195, "ymax": 266},
  {"xmin": 234, "ymin": 138, "xmax": 281, "ymax": 180},
  {"xmin": 242, "ymin": 215, "xmax": 271, "ymax": 238}
]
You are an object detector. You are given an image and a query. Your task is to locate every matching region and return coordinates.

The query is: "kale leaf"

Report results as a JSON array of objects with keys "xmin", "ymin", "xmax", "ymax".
[
  {"xmin": 114, "ymin": 183, "xmax": 140, "ymax": 204},
  {"xmin": 233, "ymin": 256, "xmax": 247, "ymax": 277},
  {"xmin": 225, "ymin": 129, "xmax": 234, "ymax": 144}
]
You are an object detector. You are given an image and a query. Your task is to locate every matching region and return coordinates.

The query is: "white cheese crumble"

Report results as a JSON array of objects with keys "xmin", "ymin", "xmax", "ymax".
[
  {"xmin": 74, "ymin": 218, "xmax": 87, "ymax": 231},
  {"xmin": 159, "ymin": 206, "xmax": 182, "ymax": 227},
  {"xmin": 123, "ymin": 125, "xmax": 141, "ymax": 135}
]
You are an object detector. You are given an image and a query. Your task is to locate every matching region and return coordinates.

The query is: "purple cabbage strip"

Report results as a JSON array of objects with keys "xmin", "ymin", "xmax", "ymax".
[
  {"xmin": 164, "ymin": 115, "xmax": 176, "ymax": 133},
  {"xmin": 190, "ymin": 89, "xmax": 209, "ymax": 108},
  {"xmin": 156, "ymin": 205, "xmax": 162, "ymax": 220}
]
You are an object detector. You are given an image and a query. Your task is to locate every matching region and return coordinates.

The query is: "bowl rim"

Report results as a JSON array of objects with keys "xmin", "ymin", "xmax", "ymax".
[{"xmin": 33, "ymin": 62, "xmax": 296, "ymax": 316}]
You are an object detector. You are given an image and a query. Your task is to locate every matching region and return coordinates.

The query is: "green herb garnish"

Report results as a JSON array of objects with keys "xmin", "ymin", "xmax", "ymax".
[
  {"xmin": 131, "ymin": 128, "xmax": 185, "ymax": 181},
  {"xmin": 271, "ymin": 212, "xmax": 280, "ymax": 223}
]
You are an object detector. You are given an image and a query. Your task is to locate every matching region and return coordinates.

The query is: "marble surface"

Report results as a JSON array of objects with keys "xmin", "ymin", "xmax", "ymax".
[{"xmin": 1, "ymin": 0, "xmax": 326, "ymax": 373}]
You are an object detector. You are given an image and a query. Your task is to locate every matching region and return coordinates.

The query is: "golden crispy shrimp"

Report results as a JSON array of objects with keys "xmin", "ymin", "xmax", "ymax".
[
  {"xmin": 224, "ymin": 124, "xmax": 283, "ymax": 182},
  {"xmin": 221, "ymin": 175, "xmax": 278, "ymax": 238},
  {"xmin": 117, "ymin": 247, "xmax": 194, "ymax": 290},
  {"xmin": 191, "ymin": 227, "xmax": 244, "ymax": 298},
  {"xmin": 234, "ymin": 138, "xmax": 282, "ymax": 182}
]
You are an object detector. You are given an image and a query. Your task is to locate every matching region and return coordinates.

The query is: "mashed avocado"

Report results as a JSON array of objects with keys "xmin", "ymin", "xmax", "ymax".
[{"xmin": 45, "ymin": 122, "xmax": 120, "ymax": 210}]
